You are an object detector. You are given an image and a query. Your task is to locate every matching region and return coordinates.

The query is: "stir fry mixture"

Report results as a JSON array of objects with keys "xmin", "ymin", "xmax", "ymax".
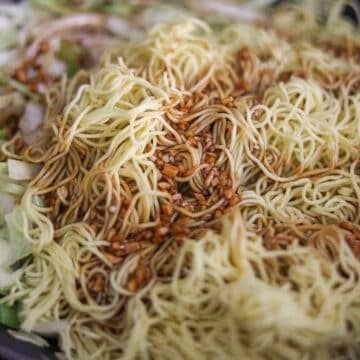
[{"xmin": 0, "ymin": 1, "xmax": 360, "ymax": 359}]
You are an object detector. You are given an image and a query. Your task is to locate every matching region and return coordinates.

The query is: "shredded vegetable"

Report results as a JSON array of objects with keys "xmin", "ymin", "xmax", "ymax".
[
  {"xmin": 0, "ymin": 73, "xmax": 41, "ymax": 103},
  {"xmin": 0, "ymin": 304, "xmax": 19, "ymax": 328},
  {"xmin": 33, "ymin": 320, "xmax": 68, "ymax": 336},
  {"xmin": 7, "ymin": 160, "xmax": 41, "ymax": 181},
  {"xmin": 30, "ymin": 0, "xmax": 72, "ymax": 15},
  {"xmin": 5, "ymin": 207, "xmax": 32, "ymax": 262},
  {"xmin": 58, "ymin": 40, "xmax": 82, "ymax": 77}
]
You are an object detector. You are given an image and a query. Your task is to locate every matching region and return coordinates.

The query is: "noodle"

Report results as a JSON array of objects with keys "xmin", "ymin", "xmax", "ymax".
[{"xmin": 1, "ymin": 2, "xmax": 360, "ymax": 359}]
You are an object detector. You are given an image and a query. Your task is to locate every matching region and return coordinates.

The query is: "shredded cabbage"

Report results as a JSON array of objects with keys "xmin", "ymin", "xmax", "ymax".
[
  {"xmin": 0, "ymin": 162, "xmax": 33, "ymax": 293},
  {"xmin": 5, "ymin": 207, "xmax": 32, "ymax": 262},
  {"xmin": 0, "ymin": 268, "xmax": 20, "ymax": 292},
  {"xmin": 0, "ymin": 2, "xmax": 31, "ymax": 73},
  {"xmin": 33, "ymin": 320, "xmax": 68, "ymax": 336},
  {"xmin": 7, "ymin": 159, "xmax": 41, "ymax": 181},
  {"xmin": 0, "ymin": 207, "xmax": 31, "ymax": 293}
]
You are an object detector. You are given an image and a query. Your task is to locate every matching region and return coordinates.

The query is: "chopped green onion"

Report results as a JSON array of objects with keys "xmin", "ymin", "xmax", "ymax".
[
  {"xmin": 0, "ymin": 303, "xmax": 19, "ymax": 328},
  {"xmin": 98, "ymin": 4, "xmax": 137, "ymax": 17},
  {"xmin": 0, "ymin": 73, "xmax": 41, "ymax": 103},
  {"xmin": 31, "ymin": 0, "xmax": 72, "ymax": 15},
  {"xmin": 58, "ymin": 40, "xmax": 82, "ymax": 78}
]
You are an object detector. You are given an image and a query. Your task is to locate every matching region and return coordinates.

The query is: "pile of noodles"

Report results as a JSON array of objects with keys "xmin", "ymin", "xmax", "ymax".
[{"xmin": 1, "ymin": 2, "xmax": 360, "ymax": 359}]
